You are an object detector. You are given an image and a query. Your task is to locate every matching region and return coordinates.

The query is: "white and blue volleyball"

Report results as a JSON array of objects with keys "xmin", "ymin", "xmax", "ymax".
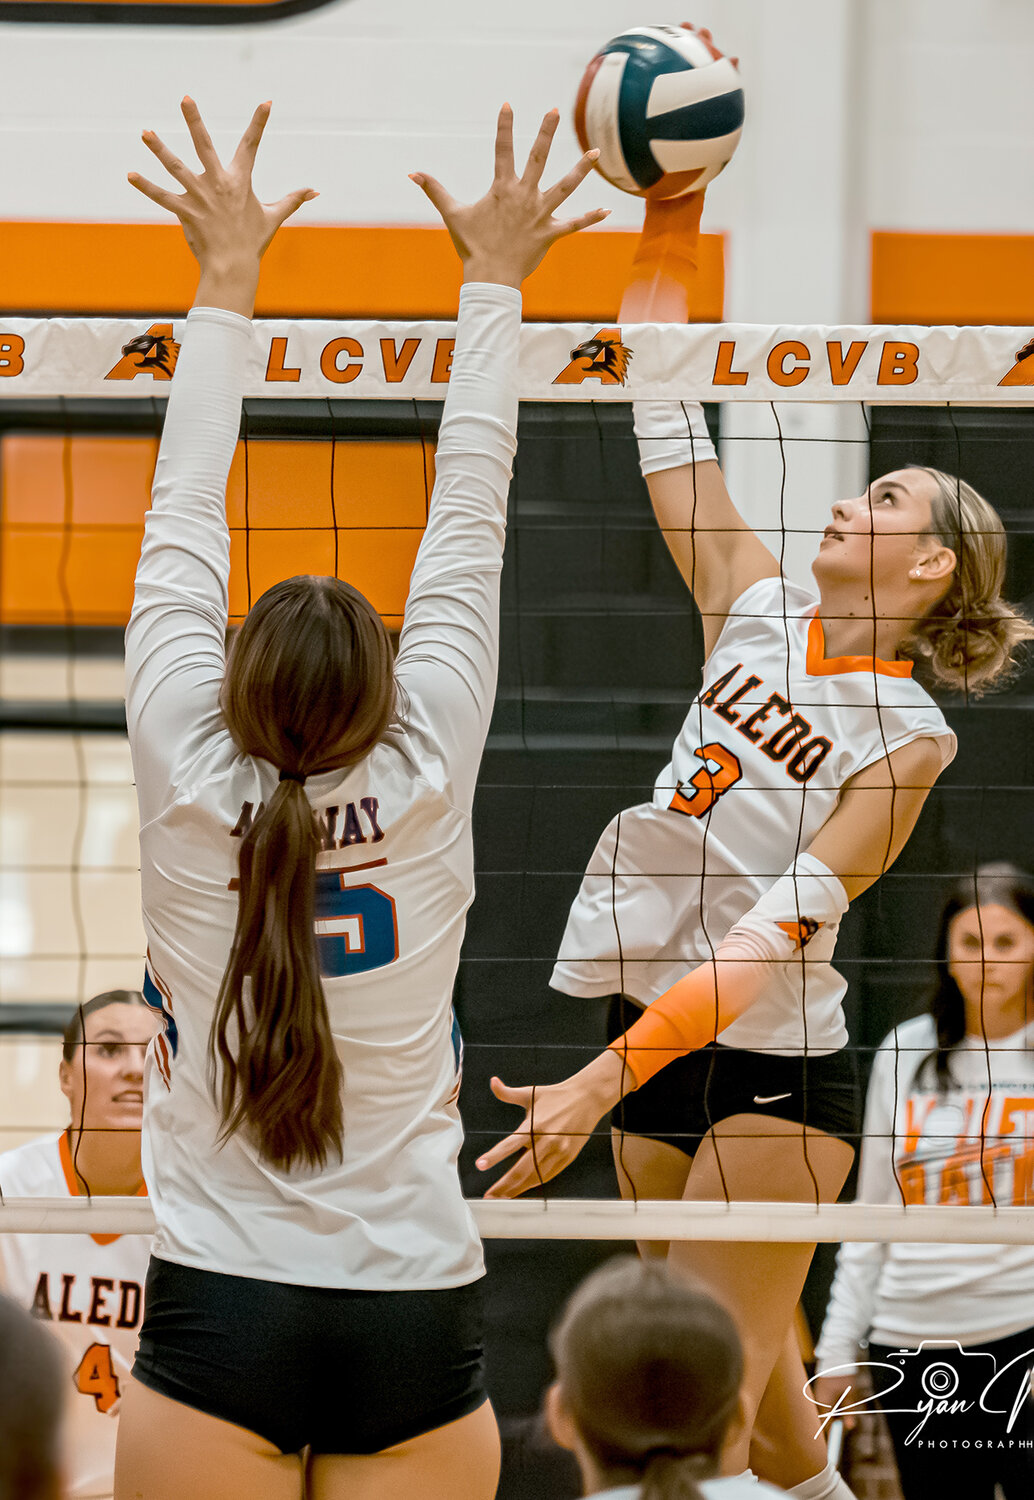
[{"xmin": 574, "ymin": 23, "xmax": 744, "ymax": 199}]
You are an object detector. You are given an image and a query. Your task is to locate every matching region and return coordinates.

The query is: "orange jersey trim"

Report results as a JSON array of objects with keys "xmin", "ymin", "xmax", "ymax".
[
  {"xmin": 805, "ymin": 615, "xmax": 913, "ymax": 680},
  {"xmin": 59, "ymin": 1129, "xmax": 147, "ymax": 1247}
]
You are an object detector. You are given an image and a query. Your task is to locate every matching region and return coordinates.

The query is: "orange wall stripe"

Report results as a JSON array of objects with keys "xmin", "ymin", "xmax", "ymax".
[
  {"xmin": 0, "ymin": 221, "xmax": 724, "ymax": 322},
  {"xmin": 0, "ymin": 434, "xmax": 434, "ymax": 628},
  {"xmin": 872, "ymin": 231, "xmax": 1034, "ymax": 325}
]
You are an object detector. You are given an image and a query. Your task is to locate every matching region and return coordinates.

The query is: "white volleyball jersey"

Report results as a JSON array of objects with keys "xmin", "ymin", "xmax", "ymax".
[
  {"xmin": 0, "ymin": 1133, "xmax": 151, "ymax": 1500},
  {"xmin": 125, "ymin": 285, "xmax": 520, "ymax": 1289},
  {"xmin": 551, "ymin": 576, "xmax": 955, "ymax": 1052},
  {"xmin": 815, "ymin": 1014, "xmax": 1034, "ymax": 1367}
]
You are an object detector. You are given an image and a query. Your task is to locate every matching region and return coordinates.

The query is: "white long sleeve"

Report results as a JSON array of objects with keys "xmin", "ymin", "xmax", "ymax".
[
  {"xmin": 124, "ymin": 306, "xmax": 252, "ymax": 828},
  {"xmin": 394, "ymin": 281, "xmax": 520, "ymax": 812}
]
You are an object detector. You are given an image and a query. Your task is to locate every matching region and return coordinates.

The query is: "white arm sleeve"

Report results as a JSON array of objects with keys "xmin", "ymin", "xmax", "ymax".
[
  {"xmin": 813, "ymin": 1039, "xmax": 901, "ymax": 1369},
  {"xmin": 633, "ymin": 399, "xmax": 716, "ymax": 475},
  {"xmin": 394, "ymin": 281, "xmax": 521, "ymax": 812},
  {"xmin": 124, "ymin": 307, "xmax": 252, "ymax": 827}
]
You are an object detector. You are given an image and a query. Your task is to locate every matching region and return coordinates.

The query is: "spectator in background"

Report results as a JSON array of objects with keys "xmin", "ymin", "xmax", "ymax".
[
  {"xmin": 546, "ymin": 1256, "xmax": 786, "ymax": 1500},
  {"xmin": 0, "ymin": 990, "xmax": 158, "ymax": 1500},
  {"xmin": 0, "ymin": 1290, "xmax": 66, "ymax": 1500},
  {"xmin": 811, "ymin": 863, "xmax": 1034, "ymax": 1499}
]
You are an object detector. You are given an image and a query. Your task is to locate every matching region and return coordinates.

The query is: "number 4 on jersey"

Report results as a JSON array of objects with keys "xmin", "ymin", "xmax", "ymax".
[
  {"xmin": 669, "ymin": 741, "xmax": 743, "ymax": 818},
  {"xmin": 75, "ymin": 1342, "xmax": 120, "ymax": 1413}
]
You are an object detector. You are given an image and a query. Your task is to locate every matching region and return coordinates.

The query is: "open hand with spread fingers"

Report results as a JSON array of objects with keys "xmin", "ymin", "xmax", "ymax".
[
  {"xmin": 128, "ymin": 97, "xmax": 317, "ymax": 317},
  {"xmin": 476, "ymin": 1063, "xmax": 624, "ymax": 1199},
  {"xmin": 411, "ymin": 104, "xmax": 609, "ymax": 289}
]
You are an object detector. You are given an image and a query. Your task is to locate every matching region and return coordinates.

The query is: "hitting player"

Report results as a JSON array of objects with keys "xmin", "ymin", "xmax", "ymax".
[{"xmin": 477, "ymin": 188, "xmax": 1033, "ymax": 1500}]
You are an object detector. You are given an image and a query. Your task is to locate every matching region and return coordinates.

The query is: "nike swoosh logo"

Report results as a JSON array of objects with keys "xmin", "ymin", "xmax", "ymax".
[{"xmin": 753, "ymin": 1092, "xmax": 792, "ymax": 1105}]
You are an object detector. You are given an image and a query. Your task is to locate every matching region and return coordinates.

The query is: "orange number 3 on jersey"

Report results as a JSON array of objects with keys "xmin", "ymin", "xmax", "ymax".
[
  {"xmin": 74, "ymin": 1342, "xmax": 120, "ymax": 1413},
  {"xmin": 669, "ymin": 741, "xmax": 743, "ymax": 819}
]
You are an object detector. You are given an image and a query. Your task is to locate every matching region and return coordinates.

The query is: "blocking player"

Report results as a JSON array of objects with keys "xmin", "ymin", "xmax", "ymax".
[
  {"xmin": 0, "ymin": 990, "xmax": 157, "ymax": 1500},
  {"xmin": 111, "ymin": 97, "xmax": 607, "ymax": 1500}
]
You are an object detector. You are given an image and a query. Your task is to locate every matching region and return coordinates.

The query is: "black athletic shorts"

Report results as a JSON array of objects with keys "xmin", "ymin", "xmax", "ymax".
[
  {"xmin": 133, "ymin": 1256, "xmax": 488, "ymax": 1455},
  {"xmin": 606, "ymin": 994, "xmax": 861, "ymax": 1155}
]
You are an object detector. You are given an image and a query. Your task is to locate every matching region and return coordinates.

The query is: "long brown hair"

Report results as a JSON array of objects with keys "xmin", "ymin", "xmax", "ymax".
[
  {"xmin": 903, "ymin": 467, "xmax": 1034, "ymax": 695},
  {"xmin": 212, "ymin": 575, "xmax": 395, "ymax": 1171},
  {"xmin": 920, "ymin": 861, "xmax": 1034, "ymax": 1091},
  {"xmin": 550, "ymin": 1258, "xmax": 743, "ymax": 1500}
]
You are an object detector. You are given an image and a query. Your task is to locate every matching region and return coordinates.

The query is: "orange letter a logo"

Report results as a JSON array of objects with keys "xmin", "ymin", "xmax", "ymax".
[
  {"xmin": 999, "ymin": 334, "xmax": 1034, "ymax": 387},
  {"xmin": 106, "ymin": 325, "xmax": 181, "ymax": 381},
  {"xmin": 553, "ymin": 329, "xmax": 632, "ymax": 386}
]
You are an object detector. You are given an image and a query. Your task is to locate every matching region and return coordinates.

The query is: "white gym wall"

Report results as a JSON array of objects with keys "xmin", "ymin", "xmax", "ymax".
[
  {"xmin": 1, "ymin": 1, "xmax": 1032, "ymax": 237},
  {"xmin": 4, "ymin": 1, "xmax": 1031, "ymax": 577}
]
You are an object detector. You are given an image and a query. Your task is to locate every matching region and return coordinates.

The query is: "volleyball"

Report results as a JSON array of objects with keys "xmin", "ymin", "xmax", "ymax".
[{"xmin": 574, "ymin": 22, "xmax": 744, "ymax": 199}]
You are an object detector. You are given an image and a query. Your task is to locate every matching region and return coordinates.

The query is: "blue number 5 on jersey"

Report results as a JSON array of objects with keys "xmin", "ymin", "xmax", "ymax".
[{"xmin": 314, "ymin": 874, "xmax": 399, "ymax": 978}]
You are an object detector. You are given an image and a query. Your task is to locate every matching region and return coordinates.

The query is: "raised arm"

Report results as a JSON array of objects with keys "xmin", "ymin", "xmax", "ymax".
[
  {"xmin": 123, "ymin": 99, "xmax": 314, "ymax": 824},
  {"xmin": 625, "ymin": 194, "xmax": 779, "ymax": 657},
  {"xmin": 478, "ymin": 735, "xmax": 945, "ymax": 1198},
  {"xmin": 394, "ymin": 109, "xmax": 607, "ymax": 810}
]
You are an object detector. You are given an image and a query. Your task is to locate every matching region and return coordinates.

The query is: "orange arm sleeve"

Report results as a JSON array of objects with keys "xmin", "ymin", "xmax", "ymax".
[
  {"xmin": 607, "ymin": 955, "xmax": 768, "ymax": 1089},
  {"xmin": 619, "ymin": 191, "xmax": 705, "ymax": 323}
]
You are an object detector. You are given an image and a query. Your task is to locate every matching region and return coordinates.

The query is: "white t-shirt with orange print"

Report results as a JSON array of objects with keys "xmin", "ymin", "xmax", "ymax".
[
  {"xmin": 816, "ymin": 1013, "xmax": 1034, "ymax": 1365},
  {"xmin": 0, "ymin": 1131, "xmax": 151, "ymax": 1500},
  {"xmin": 551, "ymin": 576, "xmax": 955, "ymax": 1053}
]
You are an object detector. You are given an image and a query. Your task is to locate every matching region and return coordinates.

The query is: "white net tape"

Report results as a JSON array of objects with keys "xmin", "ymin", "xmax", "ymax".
[
  {"xmin": 3, "ymin": 318, "xmax": 1034, "ymax": 401},
  {"xmin": 3, "ymin": 1198, "xmax": 1034, "ymax": 1244}
]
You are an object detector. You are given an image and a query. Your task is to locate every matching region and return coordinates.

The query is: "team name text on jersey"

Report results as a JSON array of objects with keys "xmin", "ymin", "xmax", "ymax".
[
  {"xmin": 31, "ymin": 1272, "xmax": 143, "ymax": 1330},
  {"xmin": 230, "ymin": 797, "xmax": 385, "ymax": 847},
  {"xmin": 700, "ymin": 662, "xmax": 834, "ymax": 783}
]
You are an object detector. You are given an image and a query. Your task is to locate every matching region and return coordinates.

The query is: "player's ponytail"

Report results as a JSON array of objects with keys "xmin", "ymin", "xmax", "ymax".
[
  {"xmin": 904, "ymin": 467, "xmax": 1034, "ymax": 696},
  {"xmin": 213, "ymin": 574, "xmax": 395, "ymax": 1171},
  {"xmin": 549, "ymin": 1258, "xmax": 742, "ymax": 1500},
  {"xmin": 641, "ymin": 1452, "xmax": 713, "ymax": 1500}
]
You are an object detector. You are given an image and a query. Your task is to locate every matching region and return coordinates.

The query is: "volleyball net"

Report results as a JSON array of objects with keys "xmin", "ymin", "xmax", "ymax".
[{"xmin": 1, "ymin": 314, "xmax": 1032, "ymax": 1246}]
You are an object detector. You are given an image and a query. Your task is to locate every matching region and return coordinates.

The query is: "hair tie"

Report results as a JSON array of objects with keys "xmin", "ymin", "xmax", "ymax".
[{"xmin": 279, "ymin": 768, "xmax": 307, "ymax": 785}]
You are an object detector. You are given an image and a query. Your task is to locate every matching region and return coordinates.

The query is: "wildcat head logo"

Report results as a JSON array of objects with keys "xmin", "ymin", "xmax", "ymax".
[
  {"xmin": 105, "ymin": 325, "xmax": 181, "ymax": 381},
  {"xmin": 553, "ymin": 328, "xmax": 633, "ymax": 387},
  {"xmin": 776, "ymin": 918, "xmax": 822, "ymax": 951},
  {"xmin": 998, "ymin": 335, "xmax": 1034, "ymax": 387}
]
